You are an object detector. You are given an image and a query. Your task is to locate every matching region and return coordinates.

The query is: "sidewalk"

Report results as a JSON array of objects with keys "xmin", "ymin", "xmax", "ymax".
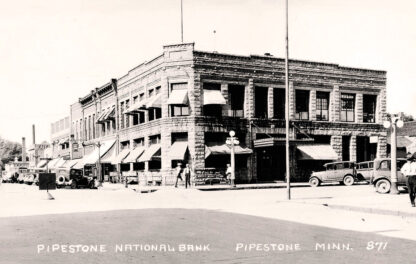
[
  {"xmin": 99, "ymin": 182, "xmax": 416, "ymax": 219},
  {"xmin": 297, "ymin": 191, "xmax": 416, "ymax": 219}
]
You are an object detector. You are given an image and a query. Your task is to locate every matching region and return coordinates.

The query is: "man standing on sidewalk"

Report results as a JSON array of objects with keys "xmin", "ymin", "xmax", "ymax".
[
  {"xmin": 184, "ymin": 163, "xmax": 191, "ymax": 189},
  {"xmin": 400, "ymin": 153, "xmax": 416, "ymax": 207},
  {"xmin": 174, "ymin": 163, "xmax": 183, "ymax": 188}
]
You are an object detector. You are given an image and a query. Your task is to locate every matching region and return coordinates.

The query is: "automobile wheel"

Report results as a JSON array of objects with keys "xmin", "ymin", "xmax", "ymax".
[
  {"xmin": 71, "ymin": 181, "xmax": 77, "ymax": 189},
  {"xmin": 343, "ymin": 175, "xmax": 354, "ymax": 186},
  {"xmin": 375, "ymin": 179, "xmax": 391, "ymax": 194},
  {"xmin": 309, "ymin": 177, "xmax": 320, "ymax": 187},
  {"xmin": 88, "ymin": 181, "xmax": 95, "ymax": 189}
]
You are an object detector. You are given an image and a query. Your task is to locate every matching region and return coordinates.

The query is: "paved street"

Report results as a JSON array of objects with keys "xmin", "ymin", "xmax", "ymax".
[
  {"xmin": 1, "ymin": 183, "xmax": 416, "ymax": 263},
  {"xmin": 2, "ymin": 208, "xmax": 416, "ymax": 264}
]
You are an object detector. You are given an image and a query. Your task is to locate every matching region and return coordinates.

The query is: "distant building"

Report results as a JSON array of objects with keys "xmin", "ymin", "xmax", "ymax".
[{"xmin": 50, "ymin": 116, "xmax": 70, "ymax": 159}]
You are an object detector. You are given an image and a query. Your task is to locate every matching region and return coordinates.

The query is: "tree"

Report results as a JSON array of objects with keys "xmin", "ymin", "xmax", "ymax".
[{"xmin": 0, "ymin": 137, "xmax": 22, "ymax": 168}]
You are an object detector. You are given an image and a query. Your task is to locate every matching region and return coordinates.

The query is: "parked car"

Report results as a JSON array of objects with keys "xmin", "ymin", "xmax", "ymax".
[
  {"xmin": 370, "ymin": 158, "xmax": 407, "ymax": 194},
  {"xmin": 23, "ymin": 174, "xmax": 35, "ymax": 185},
  {"xmin": 309, "ymin": 161, "xmax": 356, "ymax": 187},
  {"xmin": 55, "ymin": 168, "xmax": 96, "ymax": 189},
  {"xmin": 355, "ymin": 161, "xmax": 374, "ymax": 182}
]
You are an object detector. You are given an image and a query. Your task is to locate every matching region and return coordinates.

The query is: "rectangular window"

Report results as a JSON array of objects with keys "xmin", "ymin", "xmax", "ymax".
[
  {"xmin": 273, "ymin": 88, "xmax": 285, "ymax": 119},
  {"xmin": 171, "ymin": 83, "xmax": 187, "ymax": 90},
  {"xmin": 363, "ymin": 94, "xmax": 377, "ymax": 123},
  {"xmin": 139, "ymin": 93, "xmax": 145, "ymax": 101},
  {"xmin": 125, "ymin": 100, "xmax": 130, "ymax": 128},
  {"xmin": 120, "ymin": 102, "xmax": 125, "ymax": 129},
  {"xmin": 340, "ymin": 93, "xmax": 355, "ymax": 122},
  {"xmin": 255, "ymin": 86, "xmax": 268, "ymax": 118},
  {"xmin": 92, "ymin": 114, "xmax": 96, "ymax": 138},
  {"xmin": 171, "ymin": 106, "xmax": 189, "ymax": 116},
  {"xmin": 295, "ymin": 90, "xmax": 310, "ymax": 120},
  {"xmin": 316, "ymin": 92, "xmax": 329, "ymax": 121},
  {"xmin": 148, "ymin": 89, "xmax": 154, "ymax": 97},
  {"xmin": 228, "ymin": 84, "xmax": 244, "ymax": 117}
]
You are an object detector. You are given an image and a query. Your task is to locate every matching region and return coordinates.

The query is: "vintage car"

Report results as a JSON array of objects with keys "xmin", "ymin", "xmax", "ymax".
[
  {"xmin": 355, "ymin": 161, "xmax": 374, "ymax": 182},
  {"xmin": 370, "ymin": 158, "xmax": 407, "ymax": 194},
  {"xmin": 309, "ymin": 161, "xmax": 356, "ymax": 187},
  {"xmin": 23, "ymin": 174, "xmax": 35, "ymax": 185},
  {"xmin": 56, "ymin": 168, "xmax": 96, "ymax": 189}
]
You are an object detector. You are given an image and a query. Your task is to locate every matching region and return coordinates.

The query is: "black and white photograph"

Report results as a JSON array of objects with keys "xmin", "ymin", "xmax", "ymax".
[{"xmin": 1, "ymin": 0, "xmax": 416, "ymax": 263}]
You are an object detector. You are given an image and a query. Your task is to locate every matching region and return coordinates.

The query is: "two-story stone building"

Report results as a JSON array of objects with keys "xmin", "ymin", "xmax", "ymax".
[{"xmin": 67, "ymin": 43, "xmax": 387, "ymax": 184}]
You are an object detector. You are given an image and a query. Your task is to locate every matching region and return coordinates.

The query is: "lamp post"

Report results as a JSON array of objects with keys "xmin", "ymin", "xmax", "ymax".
[
  {"xmin": 383, "ymin": 115, "xmax": 404, "ymax": 195},
  {"xmin": 226, "ymin": 130, "xmax": 239, "ymax": 187}
]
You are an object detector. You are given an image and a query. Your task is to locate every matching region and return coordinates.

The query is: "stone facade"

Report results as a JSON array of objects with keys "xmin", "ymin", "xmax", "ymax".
[{"xmin": 64, "ymin": 43, "xmax": 388, "ymax": 184}]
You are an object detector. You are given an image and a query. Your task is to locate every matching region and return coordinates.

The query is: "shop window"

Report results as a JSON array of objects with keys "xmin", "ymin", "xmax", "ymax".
[
  {"xmin": 316, "ymin": 92, "xmax": 329, "ymax": 121},
  {"xmin": 255, "ymin": 86, "xmax": 268, "ymax": 118},
  {"xmin": 133, "ymin": 162, "xmax": 144, "ymax": 171},
  {"xmin": 273, "ymin": 88, "xmax": 285, "ymax": 119},
  {"xmin": 295, "ymin": 90, "xmax": 309, "ymax": 120},
  {"xmin": 363, "ymin": 94, "xmax": 377, "ymax": 123},
  {"xmin": 149, "ymin": 135, "xmax": 161, "ymax": 145},
  {"xmin": 340, "ymin": 93, "xmax": 355, "ymax": 122}
]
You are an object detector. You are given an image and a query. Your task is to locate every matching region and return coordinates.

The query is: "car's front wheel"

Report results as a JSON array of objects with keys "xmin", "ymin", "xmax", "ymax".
[
  {"xmin": 343, "ymin": 175, "xmax": 355, "ymax": 186},
  {"xmin": 309, "ymin": 177, "xmax": 320, "ymax": 187},
  {"xmin": 375, "ymin": 179, "xmax": 391, "ymax": 194},
  {"xmin": 71, "ymin": 181, "xmax": 77, "ymax": 189}
]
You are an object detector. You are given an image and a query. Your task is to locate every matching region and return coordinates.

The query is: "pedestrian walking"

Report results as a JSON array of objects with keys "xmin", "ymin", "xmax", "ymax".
[
  {"xmin": 184, "ymin": 163, "xmax": 191, "ymax": 189},
  {"xmin": 400, "ymin": 153, "xmax": 416, "ymax": 207},
  {"xmin": 174, "ymin": 163, "xmax": 183, "ymax": 188}
]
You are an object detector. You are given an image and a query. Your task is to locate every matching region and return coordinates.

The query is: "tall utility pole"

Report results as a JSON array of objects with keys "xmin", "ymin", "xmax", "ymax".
[
  {"xmin": 180, "ymin": 0, "xmax": 184, "ymax": 43},
  {"xmin": 284, "ymin": 0, "xmax": 291, "ymax": 200}
]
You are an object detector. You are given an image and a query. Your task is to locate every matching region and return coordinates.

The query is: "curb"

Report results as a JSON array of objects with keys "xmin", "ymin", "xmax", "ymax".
[
  {"xmin": 196, "ymin": 184, "xmax": 311, "ymax": 191},
  {"xmin": 323, "ymin": 203, "xmax": 416, "ymax": 219}
]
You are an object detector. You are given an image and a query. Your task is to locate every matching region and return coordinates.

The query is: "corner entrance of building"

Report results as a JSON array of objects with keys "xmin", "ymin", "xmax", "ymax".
[{"xmin": 256, "ymin": 146, "xmax": 286, "ymax": 182}]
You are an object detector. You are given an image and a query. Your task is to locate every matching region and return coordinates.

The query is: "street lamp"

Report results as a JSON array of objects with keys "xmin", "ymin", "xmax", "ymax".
[
  {"xmin": 226, "ymin": 130, "xmax": 239, "ymax": 187},
  {"xmin": 383, "ymin": 115, "xmax": 404, "ymax": 194}
]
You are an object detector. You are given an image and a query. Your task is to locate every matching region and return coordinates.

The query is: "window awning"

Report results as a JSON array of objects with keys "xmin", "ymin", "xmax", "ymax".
[
  {"xmin": 169, "ymin": 141, "xmax": 188, "ymax": 160},
  {"xmin": 145, "ymin": 94, "xmax": 162, "ymax": 108},
  {"xmin": 203, "ymin": 89, "xmax": 226, "ymax": 105},
  {"xmin": 76, "ymin": 139, "xmax": 116, "ymax": 167},
  {"xmin": 49, "ymin": 157, "xmax": 65, "ymax": 169},
  {"xmin": 61, "ymin": 159, "xmax": 80, "ymax": 169},
  {"xmin": 123, "ymin": 146, "xmax": 146, "ymax": 163},
  {"xmin": 297, "ymin": 144, "xmax": 338, "ymax": 160},
  {"xmin": 36, "ymin": 159, "xmax": 49, "ymax": 168},
  {"xmin": 46, "ymin": 158, "xmax": 60, "ymax": 169},
  {"xmin": 100, "ymin": 142, "xmax": 117, "ymax": 163},
  {"xmin": 126, "ymin": 100, "xmax": 145, "ymax": 114},
  {"xmin": 59, "ymin": 138, "xmax": 69, "ymax": 145},
  {"xmin": 96, "ymin": 109, "xmax": 109, "ymax": 123},
  {"xmin": 111, "ymin": 148, "xmax": 131, "ymax": 165},
  {"xmin": 167, "ymin": 90, "xmax": 189, "ymax": 105},
  {"xmin": 138, "ymin": 144, "xmax": 161, "ymax": 162},
  {"xmin": 205, "ymin": 144, "xmax": 253, "ymax": 159},
  {"xmin": 104, "ymin": 106, "xmax": 115, "ymax": 121}
]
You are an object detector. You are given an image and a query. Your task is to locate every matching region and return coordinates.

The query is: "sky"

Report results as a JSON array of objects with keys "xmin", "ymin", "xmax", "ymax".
[{"xmin": 0, "ymin": 0, "xmax": 415, "ymax": 144}]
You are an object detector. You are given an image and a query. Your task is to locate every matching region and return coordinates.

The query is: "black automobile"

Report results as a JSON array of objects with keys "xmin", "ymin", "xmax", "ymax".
[{"xmin": 69, "ymin": 169, "xmax": 96, "ymax": 189}]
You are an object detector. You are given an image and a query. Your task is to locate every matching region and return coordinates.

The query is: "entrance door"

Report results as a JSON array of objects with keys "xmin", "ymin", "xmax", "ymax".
[{"xmin": 256, "ymin": 147, "xmax": 285, "ymax": 182}]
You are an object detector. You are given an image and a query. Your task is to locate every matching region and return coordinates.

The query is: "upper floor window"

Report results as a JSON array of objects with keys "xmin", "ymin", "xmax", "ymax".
[
  {"xmin": 125, "ymin": 100, "xmax": 130, "ymax": 128},
  {"xmin": 295, "ymin": 90, "xmax": 309, "ymax": 120},
  {"xmin": 363, "ymin": 94, "xmax": 377, "ymax": 123},
  {"xmin": 203, "ymin": 83, "xmax": 224, "ymax": 117},
  {"xmin": 254, "ymin": 86, "xmax": 268, "ymax": 118},
  {"xmin": 227, "ymin": 85, "xmax": 244, "ymax": 117},
  {"xmin": 316, "ymin": 92, "xmax": 329, "ymax": 121},
  {"xmin": 120, "ymin": 102, "xmax": 125, "ymax": 129},
  {"xmin": 340, "ymin": 93, "xmax": 355, "ymax": 122},
  {"xmin": 273, "ymin": 88, "xmax": 285, "ymax": 119},
  {"xmin": 169, "ymin": 83, "xmax": 189, "ymax": 117}
]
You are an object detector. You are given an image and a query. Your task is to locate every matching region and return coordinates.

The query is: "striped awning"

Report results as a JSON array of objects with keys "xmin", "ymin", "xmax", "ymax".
[
  {"xmin": 138, "ymin": 144, "xmax": 161, "ymax": 162},
  {"xmin": 124, "ymin": 146, "xmax": 146, "ymax": 163},
  {"xmin": 167, "ymin": 90, "xmax": 189, "ymax": 105},
  {"xmin": 111, "ymin": 148, "xmax": 131, "ymax": 164}
]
